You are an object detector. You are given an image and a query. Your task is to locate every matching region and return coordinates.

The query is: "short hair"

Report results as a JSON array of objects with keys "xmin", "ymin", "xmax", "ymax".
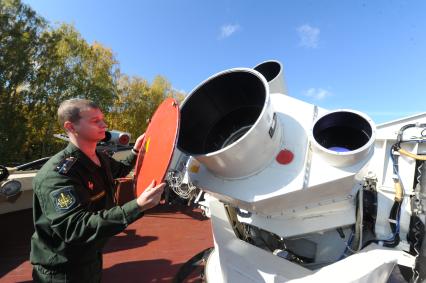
[{"xmin": 57, "ymin": 99, "xmax": 100, "ymax": 126}]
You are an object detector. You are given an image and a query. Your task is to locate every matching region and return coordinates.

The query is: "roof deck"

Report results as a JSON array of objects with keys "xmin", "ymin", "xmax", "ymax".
[{"xmin": 0, "ymin": 204, "xmax": 213, "ymax": 283}]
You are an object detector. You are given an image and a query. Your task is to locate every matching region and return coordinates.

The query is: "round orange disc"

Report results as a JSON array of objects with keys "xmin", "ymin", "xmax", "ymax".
[{"xmin": 134, "ymin": 97, "xmax": 180, "ymax": 196}]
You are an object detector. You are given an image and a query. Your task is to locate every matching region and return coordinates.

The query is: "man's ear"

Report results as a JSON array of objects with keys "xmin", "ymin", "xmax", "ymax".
[{"xmin": 64, "ymin": 121, "xmax": 75, "ymax": 134}]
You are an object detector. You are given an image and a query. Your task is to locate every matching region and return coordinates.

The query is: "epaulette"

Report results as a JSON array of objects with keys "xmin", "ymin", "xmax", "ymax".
[{"xmin": 55, "ymin": 156, "xmax": 77, "ymax": 174}]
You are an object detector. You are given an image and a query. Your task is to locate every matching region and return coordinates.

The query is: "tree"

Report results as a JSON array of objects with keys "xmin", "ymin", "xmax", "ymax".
[
  {"xmin": 1, "ymin": 0, "xmax": 120, "ymax": 164},
  {"xmin": 0, "ymin": 0, "xmax": 184, "ymax": 165},
  {"xmin": 0, "ymin": 0, "xmax": 46, "ymax": 164},
  {"xmin": 24, "ymin": 24, "xmax": 120, "ymax": 159},
  {"xmin": 105, "ymin": 75, "xmax": 185, "ymax": 141}
]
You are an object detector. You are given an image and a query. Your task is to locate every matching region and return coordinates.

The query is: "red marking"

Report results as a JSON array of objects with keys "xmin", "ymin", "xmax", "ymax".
[
  {"xmin": 276, "ymin": 149, "xmax": 294, "ymax": 164},
  {"xmin": 134, "ymin": 98, "xmax": 180, "ymax": 196}
]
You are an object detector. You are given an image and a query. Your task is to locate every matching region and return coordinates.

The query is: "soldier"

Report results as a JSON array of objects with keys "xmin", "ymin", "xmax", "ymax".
[{"xmin": 30, "ymin": 98, "xmax": 165, "ymax": 282}]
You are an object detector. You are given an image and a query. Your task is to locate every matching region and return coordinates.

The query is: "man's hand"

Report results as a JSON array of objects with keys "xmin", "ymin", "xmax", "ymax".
[
  {"xmin": 136, "ymin": 180, "xmax": 165, "ymax": 212},
  {"xmin": 133, "ymin": 133, "xmax": 145, "ymax": 153}
]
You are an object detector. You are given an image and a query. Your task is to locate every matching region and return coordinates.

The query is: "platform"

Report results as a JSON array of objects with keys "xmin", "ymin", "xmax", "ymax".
[{"xmin": 0, "ymin": 204, "xmax": 213, "ymax": 283}]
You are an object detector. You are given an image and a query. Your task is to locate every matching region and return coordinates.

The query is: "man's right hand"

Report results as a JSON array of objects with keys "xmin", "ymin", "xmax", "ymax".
[{"xmin": 136, "ymin": 180, "xmax": 165, "ymax": 212}]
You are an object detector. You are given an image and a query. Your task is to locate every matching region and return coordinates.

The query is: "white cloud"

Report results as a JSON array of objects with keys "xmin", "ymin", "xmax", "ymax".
[
  {"xmin": 219, "ymin": 24, "xmax": 240, "ymax": 39},
  {"xmin": 304, "ymin": 88, "xmax": 332, "ymax": 100},
  {"xmin": 297, "ymin": 24, "xmax": 320, "ymax": 48}
]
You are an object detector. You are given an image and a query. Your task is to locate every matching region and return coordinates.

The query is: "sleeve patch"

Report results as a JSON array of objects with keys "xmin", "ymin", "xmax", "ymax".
[{"xmin": 49, "ymin": 186, "xmax": 79, "ymax": 213}]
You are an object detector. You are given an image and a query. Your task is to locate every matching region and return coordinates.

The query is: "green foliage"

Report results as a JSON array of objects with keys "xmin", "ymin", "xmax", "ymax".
[
  {"xmin": 0, "ymin": 0, "xmax": 46, "ymax": 164},
  {"xmin": 25, "ymin": 24, "xmax": 120, "ymax": 159},
  {"xmin": 0, "ymin": 0, "xmax": 185, "ymax": 166},
  {"xmin": 105, "ymin": 75, "xmax": 175, "ymax": 141}
]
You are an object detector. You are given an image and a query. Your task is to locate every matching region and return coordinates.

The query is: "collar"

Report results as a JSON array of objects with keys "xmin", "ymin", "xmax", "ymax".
[
  {"xmin": 63, "ymin": 143, "xmax": 99, "ymax": 173},
  {"xmin": 63, "ymin": 142, "xmax": 81, "ymax": 155}
]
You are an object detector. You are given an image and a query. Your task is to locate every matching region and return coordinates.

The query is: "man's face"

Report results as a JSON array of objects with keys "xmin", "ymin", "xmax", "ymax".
[{"xmin": 73, "ymin": 107, "xmax": 107, "ymax": 142}]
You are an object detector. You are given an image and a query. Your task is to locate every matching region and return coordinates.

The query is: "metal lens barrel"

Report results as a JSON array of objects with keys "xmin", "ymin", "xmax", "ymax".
[
  {"xmin": 311, "ymin": 110, "xmax": 376, "ymax": 167},
  {"xmin": 178, "ymin": 68, "xmax": 281, "ymax": 179}
]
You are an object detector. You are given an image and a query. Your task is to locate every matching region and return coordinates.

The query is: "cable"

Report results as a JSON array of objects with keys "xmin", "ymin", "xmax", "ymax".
[
  {"xmin": 358, "ymin": 188, "xmax": 364, "ymax": 251},
  {"xmin": 340, "ymin": 188, "xmax": 366, "ymax": 259},
  {"xmin": 166, "ymin": 170, "xmax": 197, "ymax": 200},
  {"xmin": 417, "ymin": 163, "xmax": 424, "ymax": 189},
  {"xmin": 398, "ymin": 148, "xmax": 426, "ymax": 161},
  {"xmin": 172, "ymin": 247, "xmax": 214, "ymax": 283},
  {"xmin": 339, "ymin": 228, "xmax": 355, "ymax": 260},
  {"xmin": 361, "ymin": 140, "xmax": 405, "ymax": 249}
]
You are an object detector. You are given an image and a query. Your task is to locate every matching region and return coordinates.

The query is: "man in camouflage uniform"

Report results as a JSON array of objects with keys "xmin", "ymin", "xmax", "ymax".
[{"xmin": 30, "ymin": 99, "xmax": 165, "ymax": 282}]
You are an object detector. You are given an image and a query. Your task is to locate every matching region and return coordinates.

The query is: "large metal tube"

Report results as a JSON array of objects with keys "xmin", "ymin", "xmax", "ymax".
[
  {"xmin": 311, "ymin": 110, "xmax": 376, "ymax": 167},
  {"xmin": 253, "ymin": 60, "xmax": 287, "ymax": 95},
  {"xmin": 178, "ymin": 68, "xmax": 282, "ymax": 179}
]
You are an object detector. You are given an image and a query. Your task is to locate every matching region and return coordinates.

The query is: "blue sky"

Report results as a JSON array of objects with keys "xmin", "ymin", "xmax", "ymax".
[{"xmin": 24, "ymin": 0, "xmax": 426, "ymax": 124}]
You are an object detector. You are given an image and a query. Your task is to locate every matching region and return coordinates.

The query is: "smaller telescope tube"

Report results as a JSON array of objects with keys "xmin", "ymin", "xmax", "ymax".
[
  {"xmin": 311, "ymin": 110, "xmax": 376, "ymax": 167},
  {"xmin": 254, "ymin": 60, "xmax": 288, "ymax": 95}
]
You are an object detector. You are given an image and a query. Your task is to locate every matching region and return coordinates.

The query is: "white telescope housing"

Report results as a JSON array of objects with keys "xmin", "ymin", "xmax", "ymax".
[
  {"xmin": 174, "ymin": 60, "xmax": 426, "ymax": 283},
  {"xmin": 179, "ymin": 66, "xmax": 377, "ymax": 238}
]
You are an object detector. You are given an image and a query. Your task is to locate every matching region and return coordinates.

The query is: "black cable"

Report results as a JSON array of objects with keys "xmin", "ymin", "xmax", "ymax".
[
  {"xmin": 396, "ymin": 124, "xmax": 416, "ymax": 145},
  {"xmin": 173, "ymin": 247, "xmax": 214, "ymax": 283},
  {"xmin": 361, "ymin": 142, "xmax": 403, "ymax": 249},
  {"xmin": 383, "ymin": 201, "xmax": 401, "ymax": 248}
]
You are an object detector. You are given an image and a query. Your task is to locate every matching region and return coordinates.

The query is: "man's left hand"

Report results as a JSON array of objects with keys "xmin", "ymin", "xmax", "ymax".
[{"xmin": 133, "ymin": 133, "xmax": 146, "ymax": 153}]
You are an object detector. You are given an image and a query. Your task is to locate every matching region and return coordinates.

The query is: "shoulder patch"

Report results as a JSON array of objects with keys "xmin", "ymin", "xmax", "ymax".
[
  {"xmin": 55, "ymin": 157, "xmax": 77, "ymax": 174},
  {"xmin": 49, "ymin": 186, "xmax": 79, "ymax": 213}
]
